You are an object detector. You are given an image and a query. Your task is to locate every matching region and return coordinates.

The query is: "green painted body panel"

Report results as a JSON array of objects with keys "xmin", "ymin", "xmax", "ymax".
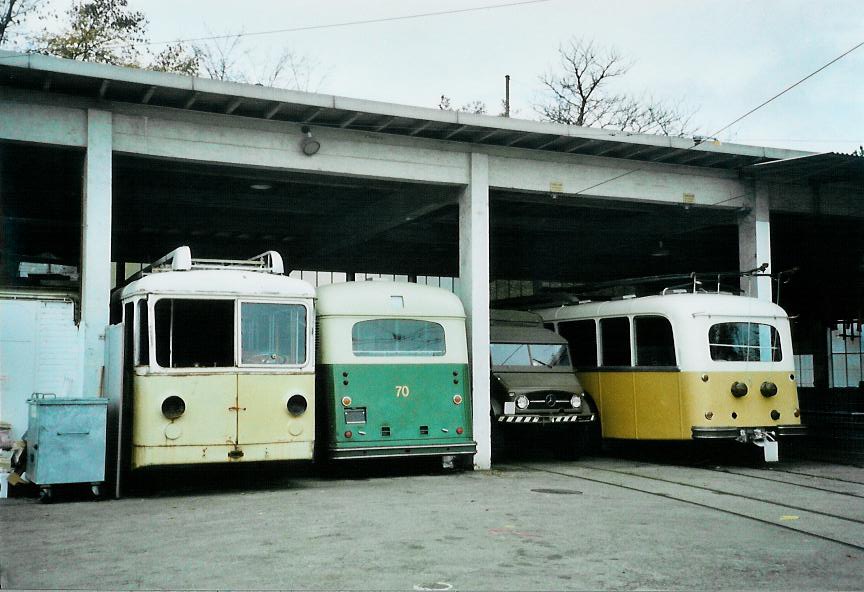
[{"xmin": 318, "ymin": 363, "xmax": 473, "ymax": 454}]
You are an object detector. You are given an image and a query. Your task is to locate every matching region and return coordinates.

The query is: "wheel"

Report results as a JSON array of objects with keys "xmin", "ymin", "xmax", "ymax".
[
  {"xmin": 555, "ymin": 427, "xmax": 588, "ymax": 460},
  {"xmin": 39, "ymin": 487, "xmax": 53, "ymax": 504}
]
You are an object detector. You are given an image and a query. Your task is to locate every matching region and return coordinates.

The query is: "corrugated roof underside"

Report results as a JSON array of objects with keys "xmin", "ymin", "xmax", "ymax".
[{"xmin": 0, "ymin": 60, "xmax": 775, "ymax": 170}]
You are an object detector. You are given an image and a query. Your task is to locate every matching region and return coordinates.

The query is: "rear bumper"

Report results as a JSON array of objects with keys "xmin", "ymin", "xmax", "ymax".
[
  {"xmin": 691, "ymin": 425, "xmax": 808, "ymax": 440},
  {"xmin": 329, "ymin": 441, "xmax": 477, "ymax": 460},
  {"xmin": 497, "ymin": 414, "xmax": 596, "ymax": 425}
]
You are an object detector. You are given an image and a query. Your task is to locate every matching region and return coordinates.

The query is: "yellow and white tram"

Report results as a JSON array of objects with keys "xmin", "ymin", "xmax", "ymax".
[
  {"xmin": 114, "ymin": 247, "xmax": 316, "ymax": 469},
  {"xmin": 536, "ymin": 293, "xmax": 806, "ymax": 457}
]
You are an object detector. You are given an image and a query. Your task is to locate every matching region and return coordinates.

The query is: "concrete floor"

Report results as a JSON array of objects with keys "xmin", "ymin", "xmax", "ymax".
[{"xmin": 1, "ymin": 450, "xmax": 862, "ymax": 591}]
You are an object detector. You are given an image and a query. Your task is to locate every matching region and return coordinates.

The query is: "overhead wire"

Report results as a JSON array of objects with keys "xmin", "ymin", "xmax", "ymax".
[
  {"xmin": 567, "ymin": 39, "xmax": 864, "ymax": 199},
  {"xmin": 132, "ymin": 0, "xmax": 556, "ymax": 48},
  {"xmin": 0, "ymin": 0, "xmax": 555, "ymax": 61}
]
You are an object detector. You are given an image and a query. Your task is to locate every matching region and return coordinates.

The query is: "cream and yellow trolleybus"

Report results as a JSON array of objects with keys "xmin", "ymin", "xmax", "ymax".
[
  {"xmin": 536, "ymin": 293, "xmax": 806, "ymax": 460},
  {"xmin": 114, "ymin": 247, "xmax": 316, "ymax": 469},
  {"xmin": 315, "ymin": 281, "xmax": 476, "ymax": 466}
]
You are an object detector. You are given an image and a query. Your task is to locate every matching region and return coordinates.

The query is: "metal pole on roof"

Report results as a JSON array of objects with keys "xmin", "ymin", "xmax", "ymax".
[{"xmin": 504, "ymin": 75, "xmax": 511, "ymax": 118}]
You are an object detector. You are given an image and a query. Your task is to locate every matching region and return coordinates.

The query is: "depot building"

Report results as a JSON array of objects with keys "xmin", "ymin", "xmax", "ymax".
[{"xmin": 1, "ymin": 50, "xmax": 862, "ymax": 468}]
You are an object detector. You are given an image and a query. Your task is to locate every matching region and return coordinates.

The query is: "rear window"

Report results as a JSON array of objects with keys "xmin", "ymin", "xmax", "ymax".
[
  {"xmin": 709, "ymin": 322, "xmax": 782, "ymax": 362},
  {"xmin": 352, "ymin": 319, "xmax": 446, "ymax": 357}
]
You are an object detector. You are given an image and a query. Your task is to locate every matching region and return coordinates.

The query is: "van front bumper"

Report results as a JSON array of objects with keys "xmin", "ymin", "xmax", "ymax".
[{"xmin": 497, "ymin": 413, "xmax": 595, "ymax": 425}]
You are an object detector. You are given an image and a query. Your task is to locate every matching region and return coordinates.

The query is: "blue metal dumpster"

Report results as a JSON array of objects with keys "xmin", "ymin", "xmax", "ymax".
[{"xmin": 26, "ymin": 394, "xmax": 107, "ymax": 501}]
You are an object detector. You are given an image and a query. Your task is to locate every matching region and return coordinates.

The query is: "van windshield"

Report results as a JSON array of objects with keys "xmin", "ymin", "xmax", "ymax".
[{"xmin": 491, "ymin": 343, "xmax": 572, "ymax": 368}]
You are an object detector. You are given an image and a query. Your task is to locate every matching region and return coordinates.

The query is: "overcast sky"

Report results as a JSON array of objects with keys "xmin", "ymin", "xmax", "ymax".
[{"xmin": 50, "ymin": 0, "xmax": 864, "ymax": 153}]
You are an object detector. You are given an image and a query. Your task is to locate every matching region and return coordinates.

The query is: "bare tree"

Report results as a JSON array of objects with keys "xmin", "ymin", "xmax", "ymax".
[
  {"xmin": 0, "ymin": 0, "xmax": 45, "ymax": 46},
  {"xmin": 536, "ymin": 38, "xmax": 694, "ymax": 136},
  {"xmin": 195, "ymin": 32, "xmax": 327, "ymax": 92},
  {"xmin": 438, "ymin": 94, "xmax": 487, "ymax": 114},
  {"xmin": 150, "ymin": 42, "xmax": 199, "ymax": 76}
]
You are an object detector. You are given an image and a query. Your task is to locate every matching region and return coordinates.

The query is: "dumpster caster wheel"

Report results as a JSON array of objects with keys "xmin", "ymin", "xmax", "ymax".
[
  {"xmin": 90, "ymin": 484, "xmax": 102, "ymax": 499},
  {"xmin": 39, "ymin": 487, "xmax": 53, "ymax": 504}
]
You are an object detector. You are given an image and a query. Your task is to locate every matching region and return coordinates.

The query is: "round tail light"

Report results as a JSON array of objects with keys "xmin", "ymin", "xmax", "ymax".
[
  {"xmin": 760, "ymin": 382, "xmax": 778, "ymax": 397},
  {"xmin": 453, "ymin": 394, "xmax": 463, "ymax": 405},
  {"xmin": 456, "ymin": 427, "xmax": 464, "ymax": 435},
  {"xmin": 731, "ymin": 382, "xmax": 748, "ymax": 398},
  {"xmin": 161, "ymin": 396, "xmax": 186, "ymax": 420},
  {"xmin": 515, "ymin": 395, "xmax": 530, "ymax": 410},
  {"xmin": 287, "ymin": 394, "xmax": 308, "ymax": 416}
]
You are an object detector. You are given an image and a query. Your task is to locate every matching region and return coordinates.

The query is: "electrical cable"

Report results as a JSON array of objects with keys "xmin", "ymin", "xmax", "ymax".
[
  {"xmin": 567, "ymin": 39, "xmax": 864, "ymax": 197},
  {"xmin": 139, "ymin": 0, "xmax": 556, "ymax": 48}
]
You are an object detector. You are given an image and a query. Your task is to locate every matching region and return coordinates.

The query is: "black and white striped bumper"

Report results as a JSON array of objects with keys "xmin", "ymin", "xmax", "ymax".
[{"xmin": 497, "ymin": 414, "xmax": 595, "ymax": 424}]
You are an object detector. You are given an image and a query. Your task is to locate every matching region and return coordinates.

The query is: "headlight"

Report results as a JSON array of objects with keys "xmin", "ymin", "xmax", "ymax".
[
  {"xmin": 287, "ymin": 394, "xmax": 308, "ymax": 416},
  {"xmin": 570, "ymin": 394, "xmax": 583, "ymax": 410},
  {"xmin": 161, "ymin": 395, "xmax": 186, "ymax": 420},
  {"xmin": 515, "ymin": 394, "xmax": 530, "ymax": 410}
]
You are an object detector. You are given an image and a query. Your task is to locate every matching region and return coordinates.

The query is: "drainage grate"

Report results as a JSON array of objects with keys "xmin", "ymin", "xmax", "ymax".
[{"xmin": 531, "ymin": 488, "xmax": 582, "ymax": 495}]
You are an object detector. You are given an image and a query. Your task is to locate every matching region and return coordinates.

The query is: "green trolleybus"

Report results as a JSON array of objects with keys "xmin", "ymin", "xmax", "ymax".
[{"xmin": 315, "ymin": 281, "xmax": 476, "ymax": 466}]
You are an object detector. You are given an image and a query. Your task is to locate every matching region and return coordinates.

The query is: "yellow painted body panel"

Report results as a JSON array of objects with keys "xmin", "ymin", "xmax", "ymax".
[
  {"xmin": 579, "ymin": 369, "xmax": 801, "ymax": 441},
  {"xmin": 633, "ymin": 372, "xmax": 683, "ymax": 439},
  {"xmin": 681, "ymin": 370, "xmax": 801, "ymax": 434},
  {"xmin": 131, "ymin": 372, "xmax": 315, "ymax": 468},
  {"xmin": 595, "ymin": 372, "xmax": 636, "ymax": 439}
]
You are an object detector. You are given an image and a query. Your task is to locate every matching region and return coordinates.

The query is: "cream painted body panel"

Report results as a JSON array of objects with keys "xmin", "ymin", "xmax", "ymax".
[
  {"xmin": 131, "ymin": 372, "xmax": 315, "ymax": 468},
  {"xmin": 132, "ymin": 374, "xmax": 235, "ymax": 449},
  {"xmin": 237, "ymin": 373, "xmax": 315, "ymax": 447}
]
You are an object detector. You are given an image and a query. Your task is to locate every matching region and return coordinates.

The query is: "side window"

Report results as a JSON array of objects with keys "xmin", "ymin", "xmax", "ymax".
[
  {"xmin": 137, "ymin": 299, "xmax": 149, "ymax": 366},
  {"xmin": 558, "ymin": 320, "xmax": 598, "ymax": 368},
  {"xmin": 600, "ymin": 317, "xmax": 631, "ymax": 367},
  {"xmin": 634, "ymin": 316, "xmax": 676, "ymax": 367},
  {"xmin": 154, "ymin": 299, "xmax": 235, "ymax": 368}
]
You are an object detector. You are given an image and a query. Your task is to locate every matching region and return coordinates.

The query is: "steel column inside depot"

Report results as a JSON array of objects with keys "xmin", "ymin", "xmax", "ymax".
[
  {"xmin": 738, "ymin": 183, "xmax": 773, "ymax": 301},
  {"xmin": 458, "ymin": 152, "xmax": 491, "ymax": 470},
  {"xmin": 81, "ymin": 109, "xmax": 113, "ymax": 395}
]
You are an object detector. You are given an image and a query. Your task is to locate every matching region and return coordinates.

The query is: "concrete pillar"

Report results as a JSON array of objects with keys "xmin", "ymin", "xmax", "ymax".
[
  {"xmin": 458, "ymin": 153, "xmax": 491, "ymax": 470},
  {"xmin": 738, "ymin": 183, "xmax": 772, "ymax": 301},
  {"xmin": 81, "ymin": 109, "xmax": 112, "ymax": 395}
]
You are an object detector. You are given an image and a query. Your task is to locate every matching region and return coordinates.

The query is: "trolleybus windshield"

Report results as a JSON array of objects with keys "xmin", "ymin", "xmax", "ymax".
[
  {"xmin": 352, "ymin": 319, "xmax": 446, "ymax": 356},
  {"xmin": 240, "ymin": 302, "xmax": 307, "ymax": 365},
  {"xmin": 709, "ymin": 322, "xmax": 782, "ymax": 362}
]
